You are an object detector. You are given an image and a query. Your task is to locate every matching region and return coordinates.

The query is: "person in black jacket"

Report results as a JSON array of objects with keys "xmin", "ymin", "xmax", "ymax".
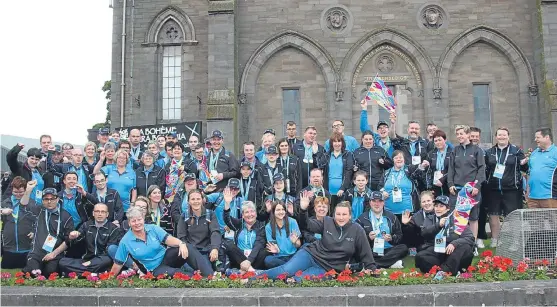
[
  {"xmin": 22, "ymin": 188, "xmax": 74, "ymax": 277},
  {"xmin": 135, "ymin": 152, "xmax": 166, "ymax": 197},
  {"xmin": 238, "ymin": 161, "xmax": 264, "ymax": 211},
  {"xmin": 58, "ymin": 203, "xmax": 120, "ymax": 275},
  {"xmin": 353, "ymin": 131, "xmax": 393, "ymax": 191},
  {"xmin": 294, "ymin": 168, "xmax": 331, "ymax": 218},
  {"xmin": 292, "ymin": 126, "xmax": 325, "ymax": 189},
  {"xmin": 259, "ymin": 145, "xmax": 283, "ymax": 196},
  {"xmin": 414, "ymin": 195, "xmax": 475, "ymax": 276},
  {"xmin": 85, "ymin": 172, "xmax": 124, "ymax": 225},
  {"xmin": 301, "ymin": 196, "xmax": 329, "ymax": 245},
  {"xmin": 223, "ymin": 200, "xmax": 268, "ymax": 272},
  {"xmin": 176, "ymin": 189, "xmax": 219, "ymax": 276},
  {"xmin": 1, "ymin": 172, "xmax": 11, "ymax": 196},
  {"xmin": 484, "ymin": 127, "xmax": 528, "ymax": 247},
  {"xmin": 0, "ymin": 177, "xmax": 41, "ymax": 268},
  {"xmin": 342, "ymin": 171, "xmax": 373, "ymax": 221},
  {"xmin": 356, "ymin": 191, "xmax": 408, "ymax": 269},
  {"xmin": 40, "ymin": 145, "xmax": 64, "ymax": 192},
  {"xmin": 400, "ymin": 191, "xmax": 436, "ymax": 252},
  {"xmin": 261, "ymin": 173, "xmax": 296, "ymax": 222},
  {"xmin": 50, "ymin": 148, "xmax": 93, "ymax": 193},
  {"xmin": 250, "ymin": 199, "xmax": 377, "ymax": 280},
  {"xmin": 424, "ymin": 130, "xmax": 453, "ymax": 197},
  {"xmin": 276, "ymin": 138, "xmax": 303, "ymax": 197},
  {"xmin": 206, "ymin": 130, "xmax": 240, "ymax": 191},
  {"xmin": 389, "ymin": 115, "xmax": 429, "ymax": 170},
  {"xmin": 316, "ymin": 132, "xmax": 355, "ymax": 209},
  {"xmin": 4, "ymin": 144, "xmax": 44, "ymax": 204}
]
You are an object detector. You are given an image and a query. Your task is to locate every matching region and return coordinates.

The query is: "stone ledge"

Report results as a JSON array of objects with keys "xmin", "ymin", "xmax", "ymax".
[{"xmin": 1, "ymin": 280, "xmax": 556, "ymax": 306}]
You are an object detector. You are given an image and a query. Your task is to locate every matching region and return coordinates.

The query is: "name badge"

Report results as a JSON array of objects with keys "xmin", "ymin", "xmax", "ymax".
[
  {"xmin": 210, "ymin": 170, "xmax": 219, "ymax": 184},
  {"xmin": 434, "ymin": 171, "xmax": 443, "ymax": 182},
  {"xmin": 302, "ymin": 158, "xmax": 313, "ymax": 164},
  {"xmin": 35, "ymin": 190, "xmax": 43, "ymax": 200},
  {"xmin": 493, "ymin": 164, "xmax": 505, "ymax": 179},
  {"xmin": 243, "ymin": 249, "xmax": 252, "ymax": 257},
  {"xmin": 434, "ymin": 235, "xmax": 446, "ymax": 253},
  {"xmin": 392, "ymin": 188, "xmax": 402, "ymax": 203},
  {"xmin": 42, "ymin": 234, "xmax": 57, "ymax": 253},
  {"xmin": 373, "ymin": 237, "xmax": 385, "ymax": 256},
  {"xmin": 285, "ymin": 179, "xmax": 291, "ymax": 193},
  {"xmin": 412, "ymin": 156, "xmax": 421, "ymax": 165},
  {"xmin": 224, "ymin": 230, "xmax": 235, "ymax": 240}
]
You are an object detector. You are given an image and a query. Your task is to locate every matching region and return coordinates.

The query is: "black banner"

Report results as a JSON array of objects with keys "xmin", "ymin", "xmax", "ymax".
[{"xmin": 117, "ymin": 121, "xmax": 202, "ymax": 149}]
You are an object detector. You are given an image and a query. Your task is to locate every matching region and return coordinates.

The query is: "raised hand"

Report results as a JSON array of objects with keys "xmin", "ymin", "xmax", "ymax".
[
  {"xmin": 299, "ymin": 190, "xmax": 311, "ymax": 210},
  {"xmin": 401, "ymin": 210, "xmax": 411, "ymax": 225}
]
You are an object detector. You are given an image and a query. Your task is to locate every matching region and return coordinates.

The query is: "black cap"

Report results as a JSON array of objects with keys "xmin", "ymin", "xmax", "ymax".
[
  {"xmin": 42, "ymin": 188, "xmax": 58, "ymax": 198},
  {"xmin": 240, "ymin": 161, "xmax": 253, "ymax": 169},
  {"xmin": 211, "ymin": 130, "xmax": 224, "ymax": 139},
  {"xmin": 266, "ymin": 145, "xmax": 278, "ymax": 155},
  {"xmin": 27, "ymin": 148, "xmax": 42, "ymax": 158},
  {"xmin": 98, "ymin": 128, "xmax": 110, "ymax": 135},
  {"xmin": 54, "ymin": 145, "xmax": 62, "ymax": 153},
  {"xmin": 263, "ymin": 128, "xmax": 276, "ymax": 135},
  {"xmin": 370, "ymin": 191, "xmax": 384, "ymax": 201},
  {"xmin": 434, "ymin": 195, "xmax": 450, "ymax": 206},
  {"xmin": 272, "ymin": 173, "xmax": 285, "ymax": 183},
  {"xmin": 377, "ymin": 121, "xmax": 389, "ymax": 129},
  {"xmin": 166, "ymin": 131, "xmax": 177, "ymax": 138},
  {"xmin": 184, "ymin": 173, "xmax": 196, "ymax": 181},
  {"xmin": 204, "ymin": 138, "xmax": 212, "ymax": 145},
  {"xmin": 227, "ymin": 178, "xmax": 240, "ymax": 189}
]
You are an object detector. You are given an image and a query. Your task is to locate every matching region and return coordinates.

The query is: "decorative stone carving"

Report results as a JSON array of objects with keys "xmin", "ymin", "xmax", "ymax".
[
  {"xmin": 158, "ymin": 20, "xmax": 184, "ymax": 43},
  {"xmin": 417, "ymin": 4, "xmax": 448, "ymax": 31},
  {"xmin": 528, "ymin": 84, "xmax": 539, "ymax": 96},
  {"xmin": 433, "ymin": 88, "xmax": 442, "ymax": 99},
  {"xmin": 320, "ymin": 5, "xmax": 353, "ymax": 36},
  {"xmin": 376, "ymin": 54, "xmax": 395, "ymax": 72},
  {"xmin": 335, "ymin": 90, "xmax": 344, "ymax": 102},
  {"xmin": 238, "ymin": 93, "xmax": 247, "ymax": 104}
]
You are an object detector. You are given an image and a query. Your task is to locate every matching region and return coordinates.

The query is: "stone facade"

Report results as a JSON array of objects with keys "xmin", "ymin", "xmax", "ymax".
[{"xmin": 110, "ymin": 0, "xmax": 557, "ymax": 152}]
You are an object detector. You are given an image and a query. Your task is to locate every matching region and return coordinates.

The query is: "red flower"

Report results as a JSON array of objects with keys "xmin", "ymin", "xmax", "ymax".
[
  {"xmin": 542, "ymin": 259, "xmax": 550, "ymax": 266},
  {"xmin": 241, "ymin": 271, "xmax": 255, "ymax": 279},
  {"xmin": 48, "ymin": 273, "xmax": 58, "ymax": 281},
  {"xmin": 317, "ymin": 273, "xmax": 324, "ymax": 280},
  {"xmin": 467, "ymin": 266, "xmax": 476, "ymax": 272},
  {"xmin": 517, "ymin": 261, "xmax": 528, "ymax": 273},
  {"xmin": 156, "ymin": 274, "xmax": 166, "ymax": 280},
  {"xmin": 192, "ymin": 272, "xmax": 202, "ymax": 281},
  {"xmin": 295, "ymin": 270, "xmax": 303, "ymax": 277},
  {"xmin": 15, "ymin": 278, "xmax": 25, "ymax": 285},
  {"xmin": 173, "ymin": 272, "xmax": 190, "ymax": 281},
  {"xmin": 100, "ymin": 272, "xmax": 113, "ymax": 281},
  {"xmin": 304, "ymin": 275, "xmax": 311, "ymax": 281},
  {"xmin": 141, "ymin": 272, "xmax": 155, "ymax": 280},
  {"xmin": 82, "ymin": 271, "xmax": 91, "ymax": 278},
  {"xmin": 479, "ymin": 267, "xmax": 488, "ymax": 274},
  {"xmin": 502, "ymin": 258, "xmax": 513, "ymax": 266},
  {"xmin": 25, "ymin": 272, "xmax": 31, "ymax": 279},
  {"xmin": 68, "ymin": 272, "xmax": 77, "ymax": 279},
  {"xmin": 481, "ymin": 250, "xmax": 493, "ymax": 258},
  {"xmin": 389, "ymin": 271, "xmax": 403, "ymax": 280},
  {"xmin": 410, "ymin": 268, "xmax": 416, "ymax": 272},
  {"xmin": 15, "ymin": 272, "xmax": 24, "ymax": 278},
  {"xmin": 229, "ymin": 273, "xmax": 238, "ymax": 281},
  {"xmin": 429, "ymin": 265, "xmax": 441, "ymax": 275},
  {"xmin": 499, "ymin": 265, "xmax": 508, "ymax": 272},
  {"xmin": 324, "ymin": 269, "xmax": 337, "ymax": 277},
  {"xmin": 277, "ymin": 273, "xmax": 287, "ymax": 280},
  {"xmin": 358, "ymin": 272, "xmax": 365, "ymax": 277}
]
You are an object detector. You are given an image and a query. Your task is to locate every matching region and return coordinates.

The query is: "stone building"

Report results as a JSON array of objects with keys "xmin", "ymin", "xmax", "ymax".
[{"xmin": 110, "ymin": 0, "xmax": 557, "ymax": 153}]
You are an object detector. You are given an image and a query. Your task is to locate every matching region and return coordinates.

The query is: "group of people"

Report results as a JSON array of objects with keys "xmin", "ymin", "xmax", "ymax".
[{"xmin": 1, "ymin": 99, "xmax": 555, "ymax": 281}]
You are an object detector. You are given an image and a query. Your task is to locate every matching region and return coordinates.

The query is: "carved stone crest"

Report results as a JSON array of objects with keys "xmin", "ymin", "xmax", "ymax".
[
  {"xmin": 377, "ymin": 55, "xmax": 395, "ymax": 73},
  {"xmin": 433, "ymin": 88, "xmax": 442, "ymax": 99},
  {"xmin": 325, "ymin": 8, "xmax": 348, "ymax": 32},
  {"xmin": 159, "ymin": 20, "xmax": 183, "ymax": 43},
  {"xmin": 238, "ymin": 93, "xmax": 247, "ymax": 104},
  {"xmin": 335, "ymin": 90, "xmax": 344, "ymax": 102},
  {"xmin": 528, "ymin": 84, "xmax": 539, "ymax": 96},
  {"xmin": 417, "ymin": 4, "xmax": 448, "ymax": 30}
]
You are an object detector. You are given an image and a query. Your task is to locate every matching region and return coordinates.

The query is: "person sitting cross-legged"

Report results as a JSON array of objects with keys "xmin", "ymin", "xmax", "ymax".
[{"xmin": 356, "ymin": 191, "xmax": 408, "ymax": 269}]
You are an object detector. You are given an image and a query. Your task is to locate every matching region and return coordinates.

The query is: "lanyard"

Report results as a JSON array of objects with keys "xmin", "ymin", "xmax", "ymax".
[
  {"xmin": 303, "ymin": 143, "xmax": 313, "ymax": 161},
  {"xmin": 96, "ymin": 191, "xmax": 106, "ymax": 203},
  {"xmin": 10, "ymin": 196, "xmax": 20, "ymax": 221},
  {"xmin": 436, "ymin": 146, "xmax": 448, "ymax": 171},
  {"xmin": 369, "ymin": 211, "xmax": 383, "ymax": 232},
  {"xmin": 209, "ymin": 150, "xmax": 221, "ymax": 171},
  {"xmin": 131, "ymin": 146, "xmax": 141, "ymax": 160},
  {"xmin": 409, "ymin": 139, "xmax": 421, "ymax": 156},
  {"xmin": 437, "ymin": 216, "xmax": 451, "ymax": 236},
  {"xmin": 380, "ymin": 139, "xmax": 391, "ymax": 152},
  {"xmin": 151, "ymin": 207, "xmax": 161, "ymax": 226},
  {"xmin": 390, "ymin": 169, "xmax": 404, "ymax": 188},
  {"xmin": 280, "ymin": 156, "xmax": 290, "ymax": 178},
  {"xmin": 45, "ymin": 209, "xmax": 61, "ymax": 236},
  {"xmin": 310, "ymin": 186, "xmax": 325, "ymax": 196},
  {"xmin": 240, "ymin": 177, "xmax": 252, "ymax": 200},
  {"xmin": 243, "ymin": 227, "xmax": 254, "ymax": 249},
  {"xmin": 266, "ymin": 165, "xmax": 279, "ymax": 183},
  {"xmin": 272, "ymin": 193, "xmax": 286, "ymax": 202},
  {"xmin": 496, "ymin": 146, "xmax": 511, "ymax": 165}
]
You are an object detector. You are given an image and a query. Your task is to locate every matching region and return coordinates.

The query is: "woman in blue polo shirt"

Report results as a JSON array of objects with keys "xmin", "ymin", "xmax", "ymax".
[
  {"xmin": 264, "ymin": 200, "xmax": 301, "ymax": 268},
  {"xmin": 110, "ymin": 207, "xmax": 212, "ymax": 277},
  {"xmin": 101, "ymin": 149, "xmax": 137, "ymax": 212},
  {"xmin": 317, "ymin": 132, "xmax": 354, "ymax": 209}
]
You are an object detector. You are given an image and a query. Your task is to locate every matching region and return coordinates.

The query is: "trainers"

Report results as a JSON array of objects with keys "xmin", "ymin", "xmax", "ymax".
[
  {"xmin": 433, "ymin": 271, "xmax": 445, "ymax": 281},
  {"xmin": 225, "ymin": 268, "xmax": 241, "ymax": 276},
  {"xmin": 476, "ymin": 239, "xmax": 485, "ymax": 249},
  {"xmin": 122, "ymin": 268, "xmax": 135, "ymax": 276},
  {"xmin": 408, "ymin": 247, "xmax": 417, "ymax": 257},
  {"xmin": 473, "ymin": 247, "xmax": 479, "ymax": 257},
  {"xmin": 389, "ymin": 260, "xmax": 404, "ymax": 269},
  {"xmin": 490, "ymin": 238, "xmax": 498, "ymax": 248}
]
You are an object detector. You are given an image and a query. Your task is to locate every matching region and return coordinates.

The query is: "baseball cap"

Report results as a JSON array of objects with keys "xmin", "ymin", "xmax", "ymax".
[
  {"xmin": 211, "ymin": 130, "xmax": 224, "ymax": 139},
  {"xmin": 54, "ymin": 145, "xmax": 62, "ymax": 153},
  {"xmin": 272, "ymin": 173, "xmax": 285, "ymax": 183},
  {"xmin": 227, "ymin": 178, "xmax": 240, "ymax": 189},
  {"xmin": 204, "ymin": 138, "xmax": 212, "ymax": 145},
  {"xmin": 263, "ymin": 128, "xmax": 276, "ymax": 135},
  {"xmin": 184, "ymin": 173, "xmax": 196, "ymax": 181},
  {"xmin": 370, "ymin": 191, "xmax": 384, "ymax": 201},
  {"xmin": 166, "ymin": 132, "xmax": 177, "ymax": 138},
  {"xmin": 434, "ymin": 195, "xmax": 450, "ymax": 206},
  {"xmin": 377, "ymin": 121, "xmax": 389, "ymax": 129},
  {"xmin": 27, "ymin": 148, "xmax": 42, "ymax": 158},
  {"xmin": 240, "ymin": 161, "xmax": 253, "ymax": 169},
  {"xmin": 98, "ymin": 128, "xmax": 110, "ymax": 135},
  {"xmin": 42, "ymin": 188, "xmax": 58, "ymax": 198},
  {"xmin": 266, "ymin": 145, "xmax": 278, "ymax": 155}
]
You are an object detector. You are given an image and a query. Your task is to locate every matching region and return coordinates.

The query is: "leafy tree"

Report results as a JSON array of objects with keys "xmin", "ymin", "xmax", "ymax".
[{"xmin": 92, "ymin": 80, "xmax": 112, "ymax": 129}]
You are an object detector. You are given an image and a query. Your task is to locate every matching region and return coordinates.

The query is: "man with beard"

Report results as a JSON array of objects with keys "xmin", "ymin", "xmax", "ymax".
[{"xmin": 292, "ymin": 127, "xmax": 325, "ymax": 189}]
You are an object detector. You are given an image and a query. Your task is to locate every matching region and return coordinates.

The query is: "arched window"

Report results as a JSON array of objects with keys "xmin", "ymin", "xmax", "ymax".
[{"xmin": 158, "ymin": 19, "xmax": 182, "ymax": 120}]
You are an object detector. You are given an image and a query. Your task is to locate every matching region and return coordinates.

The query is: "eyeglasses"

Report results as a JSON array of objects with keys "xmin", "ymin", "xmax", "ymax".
[
  {"xmin": 93, "ymin": 210, "xmax": 108, "ymax": 214},
  {"xmin": 332, "ymin": 124, "xmax": 344, "ymax": 128},
  {"xmin": 43, "ymin": 198, "xmax": 58, "ymax": 202},
  {"xmin": 94, "ymin": 179, "xmax": 106, "ymax": 183}
]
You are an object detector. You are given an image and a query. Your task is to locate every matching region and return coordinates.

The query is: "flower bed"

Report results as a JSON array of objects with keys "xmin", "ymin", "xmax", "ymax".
[{"xmin": 1, "ymin": 251, "xmax": 555, "ymax": 288}]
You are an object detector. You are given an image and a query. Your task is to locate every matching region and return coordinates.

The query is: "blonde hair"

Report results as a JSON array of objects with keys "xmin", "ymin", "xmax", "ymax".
[
  {"xmin": 420, "ymin": 190, "xmax": 434, "ymax": 201},
  {"xmin": 454, "ymin": 125, "xmax": 470, "ymax": 134},
  {"xmin": 84, "ymin": 141, "xmax": 97, "ymax": 153}
]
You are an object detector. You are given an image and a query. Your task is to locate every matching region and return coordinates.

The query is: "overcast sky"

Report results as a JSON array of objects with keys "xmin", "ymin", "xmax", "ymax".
[{"xmin": 0, "ymin": 1, "xmax": 113, "ymax": 145}]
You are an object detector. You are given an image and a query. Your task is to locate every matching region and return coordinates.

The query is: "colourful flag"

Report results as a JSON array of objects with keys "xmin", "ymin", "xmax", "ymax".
[
  {"xmin": 365, "ymin": 75, "xmax": 397, "ymax": 113},
  {"xmin": 453, "ymin": 181, "xmax": 480, "ymax": 235}
]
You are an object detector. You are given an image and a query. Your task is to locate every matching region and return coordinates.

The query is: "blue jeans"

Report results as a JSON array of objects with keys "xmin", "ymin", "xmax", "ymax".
[
  {"xmin": 264, "ymin": 254, "xmax": 292, "ymax": 268},
  {"xmin": 108, "ymin": 245, "xmax": 134, "ymax": 268},
  {"xmin": 261, "ymin": 249, "xmax": 326, "ymax": 280}
]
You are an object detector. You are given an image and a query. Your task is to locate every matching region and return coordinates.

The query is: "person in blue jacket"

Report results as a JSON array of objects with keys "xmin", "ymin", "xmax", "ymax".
[
  {"xmin": 206, "ymin": 178, "xmax": 245, "ymax": 237},
  {"xmin": 264, "ymin": 200, "xmax": 301, "ymax": 268},
  {"xmin": 324, "ymin": 120, "xmax": 359, "ymax": 152}
]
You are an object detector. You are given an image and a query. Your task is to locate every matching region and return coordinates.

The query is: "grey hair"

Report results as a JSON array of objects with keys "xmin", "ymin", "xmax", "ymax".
[
  {"xmin": 126, "ymin": 207, "xmax": 144, "ymax": 220},
  {"xmin": 142, "ymin": 151, "xmax": 156, "ymax": 159},
  {"xmin": 104, "ymin": 142, "xmax": 117, "ymax": 151},
  {"xmin": 241, "ymin": 201, "xmax": 257, "ymax": 215},
  {"xmin": 84, "ymin": 141, "xmax": 97, "ymax": 152}
]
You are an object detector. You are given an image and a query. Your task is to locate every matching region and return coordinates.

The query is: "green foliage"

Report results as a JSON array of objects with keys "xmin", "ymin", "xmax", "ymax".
[{"xmin": 91, "ymin": 80, "xmax": 112, "ymax": 129}]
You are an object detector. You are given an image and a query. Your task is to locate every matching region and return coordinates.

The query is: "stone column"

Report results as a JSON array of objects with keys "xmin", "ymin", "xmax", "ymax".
[{"xmin": 206, "ymin": 0, "xmax": 237, "ymax": 153}]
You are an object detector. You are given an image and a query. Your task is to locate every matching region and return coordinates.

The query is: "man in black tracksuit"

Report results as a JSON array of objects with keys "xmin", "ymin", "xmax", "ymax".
[
  {"xmin": 135, "ymin": 152, "xmax": 166, "ymax": 197},
  {"xmin": 356, "ymin": 191, "xmax": 408, "ymax": 268},
  {"xmin": 389, "ymin": 118, "xmax": 429, "ymax": 168},
  {"xmin": 58, "ymin": 203, "xmax": 120, "ymax": 275},
  {"xmin": 352, "ymin": 145, "xmax": 393, "ymax": 191},
  {"xmin": 292, "ymin": 127, "xmax": 325, "ymax": 190},
  {"xmin": 85, "ymin": 172, "xmax": 124, "ymax": 225},
  {"xmin": 23, "ymin": 188, "xmax": 74, "ymax": 277},
  {"xmin": 447, "ymin": 125, "xmax": 486, "ymax": 244},
  {"xmin": 206, "ymin": 130, "xmax": 240, "ymax": 191}
]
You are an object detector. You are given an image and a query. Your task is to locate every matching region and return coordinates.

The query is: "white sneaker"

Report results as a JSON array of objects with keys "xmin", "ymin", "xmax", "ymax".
[
  {"xmin": 473, "ymin": 247, "xmax": 479, "ymax": 257},
  {"xmin": 122, "ymin": 268, "xmax": 135, "ymax": 276},
  {"xmin": 389, "ymin": 260, "xmax": 404, "ymax": 269},
  {"xmin": 490, "ymin": 238, "xmax": 498, "ymax": 248},
  {"xmin": 476, "ymin": 239, "xmax": 485, "ymax": 249}
]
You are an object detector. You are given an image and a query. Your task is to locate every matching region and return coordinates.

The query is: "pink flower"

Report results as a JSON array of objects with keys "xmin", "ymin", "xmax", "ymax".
[
  {"xmin": 460, "ymin": 272, "xmax": 473, "ymax": 279},
  {"xmin": 37, "ymin": 275, "xmax": 46, "ymax": 281}
]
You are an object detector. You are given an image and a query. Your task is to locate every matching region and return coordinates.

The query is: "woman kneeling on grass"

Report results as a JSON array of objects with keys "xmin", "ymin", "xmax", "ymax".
[{"xmin": 252, "ymin": 196, "xmax": 377, "ymax": 281}]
